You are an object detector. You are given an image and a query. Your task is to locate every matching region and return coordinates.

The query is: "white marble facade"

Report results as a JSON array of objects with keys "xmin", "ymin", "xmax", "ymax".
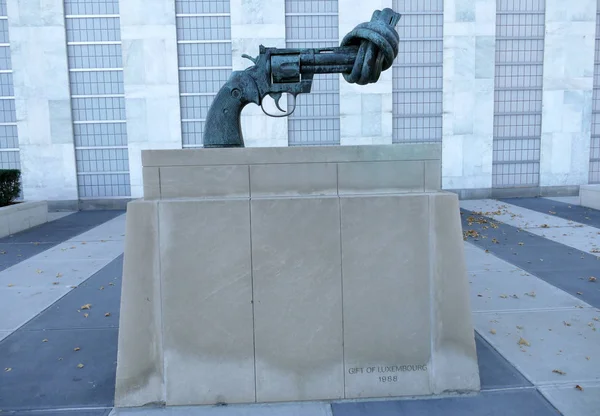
[
  {"xmin": 339, "ymin": 0, "xmax": 393, "ymax": 146},
  {"xmin": 6, "ymin": 0, "xmax": 79, "ymax": 202},
  {"xmin": 442, "ymin": 0, "xmax": 496, "ymax": 192},
  {"xmin": 4, "ymin": 0, "xmax": 600, "ymax": 202},
  {"xmin": 539, "ymin": 0, "xmax": 597, "ymax": 187},
  {"xmin": 120, "ymin": 0, "xmax": 182, "ymax": 199}
]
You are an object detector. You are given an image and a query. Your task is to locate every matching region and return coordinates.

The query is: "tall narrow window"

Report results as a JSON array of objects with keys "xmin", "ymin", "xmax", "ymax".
[
  {"xmin": 285, "ymin": 0, "xmax": 340, "ymax": 146},
  {"xmin": 590, "ymin": 0, "xmax": 600, "ymax": 184},
  {"xmin": 0, "ymin": 0, "xmax": 19, "ymax": 171},
  {"xmin": 493, "ymin": 0, "xmax": 546, "ymax": 188},
  {"xmin": 392, "ymin": 0, "xmax": 443, "ymax": 143},
  {"xmin": 64, "ymin": 0, "xmax": 131, "ymax": 198},
  {"xmin": 175, "ymin": 0, "xmax": 232, "ymax": 148}
]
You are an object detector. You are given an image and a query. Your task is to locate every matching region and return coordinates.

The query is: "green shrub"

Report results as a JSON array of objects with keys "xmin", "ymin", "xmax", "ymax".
[{"xmin": 0, "ymin": 169, "xmax": 21, "ymax": 207}]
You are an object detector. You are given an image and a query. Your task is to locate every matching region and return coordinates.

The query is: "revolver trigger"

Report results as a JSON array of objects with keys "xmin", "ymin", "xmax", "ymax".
[{"xmin": 270, "ymin": 93, "xmax": 286, "ymax": 113}]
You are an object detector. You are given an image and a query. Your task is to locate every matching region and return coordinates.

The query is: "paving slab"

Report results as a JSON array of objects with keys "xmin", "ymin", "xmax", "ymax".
[
  {"xmin": 0, "ymin": 409, "xmax": 112, "ymax": 416},
  {"xmin": 501, "ymin": 197, "xmax": 600, "ymax": 229},
  {"xmin": 0, "ymin": 211, "xmax": 124, "ymax": 245},
  {"xmin": 39, "ymin": 240, "xmax": 125, "ymax": 262},
  {"xmin": 0, "ymin": 330, "xmax": 10, "ymax": 342},
  {"xmin": 474, "ymin": 333, "xmax": 531, "ymax": 390},
  {"xmin": 539, "ymin": 382, "xmax": 600, "ymax": 416},
  {"xmin": 473, "ymin": 309, "xmax": 600, "ymax": 386},
  {"xmin": 461, "ymin": 208, "xmax": 600, "ymax": 309},
  {"xmin": 0, "ymin": 243, "xmax": 56, "ymax": 272},
  {"xmin": 109, "ymin": 402, "xmax": 333, "ymax": 416},
  {"xmin": 68, "ymin": 215, "xmax": 126, "ymax": 243},
  {"xmin": 0, "ymin": 258, "xmax": 114, "ymax": 289},
  {"xmin": 24, "ymin": 256, "xmax": 123, "ymax": 331},
  {"xmin": 330, "ymin": 389, "xmax": 559, "ymax": 416},
  {"xmin": 542, "ymin": 196, "xmax": 582, "ymax": 205},
  {"xmin": 0, "ymin": 328, "xmax": 118, "ymax": 411},
  {"xmin": 461, "ymin": 199, "xmax": 600, "ymax": 256},
  {"xmin": 0, "ymin": 286, "xmax": 72, "ymax": 332}
]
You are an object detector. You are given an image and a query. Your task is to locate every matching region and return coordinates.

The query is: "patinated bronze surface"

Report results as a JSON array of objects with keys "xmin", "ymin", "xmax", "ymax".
[{"xmin": 203, "ymin": 8, "xmax": 401, "ymax": 148}]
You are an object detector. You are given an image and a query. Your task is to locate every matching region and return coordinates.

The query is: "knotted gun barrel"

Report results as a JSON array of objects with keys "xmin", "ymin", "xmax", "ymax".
[{"xmin": 203, "ymin": 8, "xmax": 401, "ymax": 148}]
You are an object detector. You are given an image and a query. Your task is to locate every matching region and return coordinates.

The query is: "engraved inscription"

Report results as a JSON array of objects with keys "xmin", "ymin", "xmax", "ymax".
[{"xmin": 348, "ymin": 365, "xmax": 428, "ymax": 382}]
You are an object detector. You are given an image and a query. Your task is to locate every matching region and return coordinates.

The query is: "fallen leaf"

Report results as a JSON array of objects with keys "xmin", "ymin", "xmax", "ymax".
[
  {"xmin": 74, "ymin": 347, "xmax": 80, "ymax": 351},
  {"xmin": 52, "ymin": 282, "xmax": 59, "ymax": 285},
  {"xmin": 492, "ymin": 238, "xmax": 499, "ymax": 244},
  {"xmin": 58, "ymin": 357, "xmax": 63, "ymax": 361},
  {"xmin": 553, "ymin": 369, "xmax": 566, "ymax": 375},
  {"xmin": 70, "ymin": 285, "xmax": 77, "ymax": 289},
  {"xmin": 42, "ymin": 339, "xmax": 48, "ymax": 343},
  {"xmin": 517, "ymin": 326, "xmax": 524, "ymax": 330},
  {"xmin": 56, "ymin": 273, "xmax": 63, "ymax": 278},
  {"xmin": 477, "ymin": 294, "xmax": 483, "ymax": 297},
  {"xmin": 36, "ymin": 269, "xmax": 43, "ymax": 274},
  {"xmin": 518, "ymin": 242, "xmax": 524, "ymax": 246},
  {"xmin": 594, "ymin": 318, "xmax": 599, "ymax": 322},
  {"xmin": 577, "ymin": 292, "xmax": 583, "ymax": 296},
  {"xmin": 490, "ymin": 329, "xmax": 496, "ymax": 335},
  {"xmin": 586, "ymin": 356, "xmax": 590, "ymax": 360},
  {"xmin": 510, "ymin": 294, "xmax": 519, "ymax": 299},
  {"xmin": 104, "ymin": 312, "xmax": 111, "ymax": 317},
  {"xmin": 525, "ymin": 291, "xmax": 536, "ymax": 297},
  {"xmin": 83, "ymin": 313, "xmax": 89, "ymax": 318},
  {"xmin": 500, "ymin": 294, "xmax": 508, "ymax": 299},
  {"xmin": 99, "ymin": 286, "xmax": 104, "ymax": 290},
  {"xmin": 549, "ymin": 211, "xmax": 557, "ymax": 215},
  {"xmin": 81, "ymin": 304, "xmax": 91, "ymax": 310},
  {"xmin": 77, "ymin": 363, "xmax": 84, "ymax": 369},
  {"xmin": 109, "ymin": 282, "xmax": 115, "ymax": 286},
  {"xmin": 518, "ymin": 337, "xmax": 530, "ymax": 347},
  {"xmin": 4, "ymin": 367, "xmax": 11, "ymax": 372},
  {"xmin": 590, "ymin": 277, "xmax": 597, "ymax": 282},
  {"xmin": 541, "ymin": 224, "xmax": 550, "ymax": 228},
  {"xmin": 7, "ymin": 283, "xmax": 13, "ymax": 287},
  {"xmin": 564, "ymin": 321, "xmax": 572, "ymax": 326},
  {"xmin": 575, "ymin": 385, "xmax": 584, "ymax": 391},
  {"xmin": 81, "ymin": 242, "xmax": 86, "ymax": 245},
  {"xmin": 0, "ymin": 250, "xmax": 6, "ymax": 254}
]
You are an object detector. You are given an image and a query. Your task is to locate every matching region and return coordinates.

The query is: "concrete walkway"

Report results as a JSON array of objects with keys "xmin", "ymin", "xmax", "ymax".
[{"xmin": 0, "ymin": 198, "xmax": 599, "ymax": 416}]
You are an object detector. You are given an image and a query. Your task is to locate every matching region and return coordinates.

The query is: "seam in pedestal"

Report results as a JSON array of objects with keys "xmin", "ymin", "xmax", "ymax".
[
  {"xmin": 248, "ymin": 164, "xmax": 257, "ymax": 402},
  {"xmin": 427, "ymin": 194, "xmax": 436, "ymax": 394},
  {"xmin": 156, "ymin": 200, "xmax": 167, "ymax": 403},
  {"xmin": 337, "ymin": 163, "xmax": 346, "ymax": 399}
]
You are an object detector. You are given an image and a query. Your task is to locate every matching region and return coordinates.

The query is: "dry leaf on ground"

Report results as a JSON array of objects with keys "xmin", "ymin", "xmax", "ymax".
[
  {"xmin": 4, "ymin": 367, "xmax": 11, "ymax": 372},
  {"xmin": 553, "ymin": 369, "xmax": 566, "ymax": 375},
  {"xmin": 7, "ymin": 283, "xmax": 13, "ymax": 287},
  {"xmin": 81, "ymin": 304, "xmax": 91, "ymax": 310},
  {"xmin": 56, "ymin": 273, "xmax": 63, "ymax": 278},
  {"xmin": 575, "ymin": 385, "xmax": 584, "ymax": 391},
  {"xmin": 105, "ymin": 313, "xmax": 111, "ymax": 317},
  {"xmin": 490, "ymin": 329, "xmax": 496, "ymax": 335},
  {"xmin": 83, "ymin": 313, "xmax": 89, "ymax": 318},
  {"xmin": 74, "ymin": 347, "xmax": 80, "ymax": 351},
  {"xmin": 42, "ymin": 339, "xmax": 48, "ymax": 343},
  {"xmin": 518, "ymin": 337, "xmax": 530, "ymax": 347},
  {"xmin": 77, "ymin": 363, "xmax": 84, "ymax": 368},
  {"xmin": 590, "ymin": 277, "xmax": 597, "ymax": 282}
]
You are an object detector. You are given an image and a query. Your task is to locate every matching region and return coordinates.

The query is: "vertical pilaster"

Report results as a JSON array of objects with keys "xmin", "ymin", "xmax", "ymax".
[
  {"xmin": 540, "ymin": 0, "xmax": 597, "ymax": 188},
  {"xmin": 230, "ymin": 0, "xmax": 287, "ymax": 147},
  {"xmin": 442, "ymin": 0, "xmax": 496, "ymax": 192},
  {"xmin": 339, "ymin": 0, "xmax": 393, "ymax": 146},
  {"xmin": 7, "ymin": 0, "xmax": 78, "ymax": 202},
  {"xmin": 120, "ymin": 0, "xmax": 182, "ymax": 198}
]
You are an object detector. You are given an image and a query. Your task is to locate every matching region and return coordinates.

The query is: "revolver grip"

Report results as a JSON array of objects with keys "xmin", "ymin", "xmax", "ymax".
[{"xmin": 204, "ymin": 71, "xmax": 260, "ymax": 148}]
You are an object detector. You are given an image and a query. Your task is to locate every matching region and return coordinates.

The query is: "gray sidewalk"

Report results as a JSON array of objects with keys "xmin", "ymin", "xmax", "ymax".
[{"xmin": 0, "ymin": 197, "xmax": 599, "ymax": 416}]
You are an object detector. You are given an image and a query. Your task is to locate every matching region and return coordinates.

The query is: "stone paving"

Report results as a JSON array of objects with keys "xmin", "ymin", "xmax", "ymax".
[{"xmin": 0, "ymin": 197, "xmax": 599, "ymax": 415}]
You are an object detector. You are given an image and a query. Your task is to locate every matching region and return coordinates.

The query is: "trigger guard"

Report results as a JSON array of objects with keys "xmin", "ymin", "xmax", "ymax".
[{"xmin": 261, "ymin": 94, "xmax": 297, "ymax": 118}]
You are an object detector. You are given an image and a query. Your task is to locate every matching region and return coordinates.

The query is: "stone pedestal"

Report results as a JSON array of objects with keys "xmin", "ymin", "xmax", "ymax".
[{"xmin": 114, "ymin": 143, "xmax": 480, "ymax": 408}]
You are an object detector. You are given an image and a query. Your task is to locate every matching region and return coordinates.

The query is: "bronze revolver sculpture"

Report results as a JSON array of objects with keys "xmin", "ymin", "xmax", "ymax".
[{"xmin": 203, "ymin": 8, "xmax": 401, "ymax": 148}]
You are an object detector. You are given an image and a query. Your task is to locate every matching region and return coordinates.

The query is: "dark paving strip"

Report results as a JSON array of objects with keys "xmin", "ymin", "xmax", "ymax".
[
  {"xmin": 499, "ymin": 197, "xmax": 600, "ymax": 228},
  {"xmin": 461, "ymin": 209, "xmax": 600, "ymax": 308},
  {"xmin": 0, "ymin": 211, "xmax": 124, "ymax": 272},
  {"xmin": 474, "ymin": 332, "xmax": 531, "ymax": 390},
  {"xmin": 0, "ymin": 257, "xmax": 123, "ymax": 412},
  {"xmin": 0, "ymin": 409, "xmax": 111, "ymax": 416},
  {"xmin": 331, "ymin": 389, "xmax": 559, "ymax": 416}
]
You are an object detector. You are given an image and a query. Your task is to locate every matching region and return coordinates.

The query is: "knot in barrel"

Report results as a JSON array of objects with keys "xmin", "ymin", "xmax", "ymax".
[{"xmin": 340, "ymin": 8, "xmax": 401, "ymax": 85}]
